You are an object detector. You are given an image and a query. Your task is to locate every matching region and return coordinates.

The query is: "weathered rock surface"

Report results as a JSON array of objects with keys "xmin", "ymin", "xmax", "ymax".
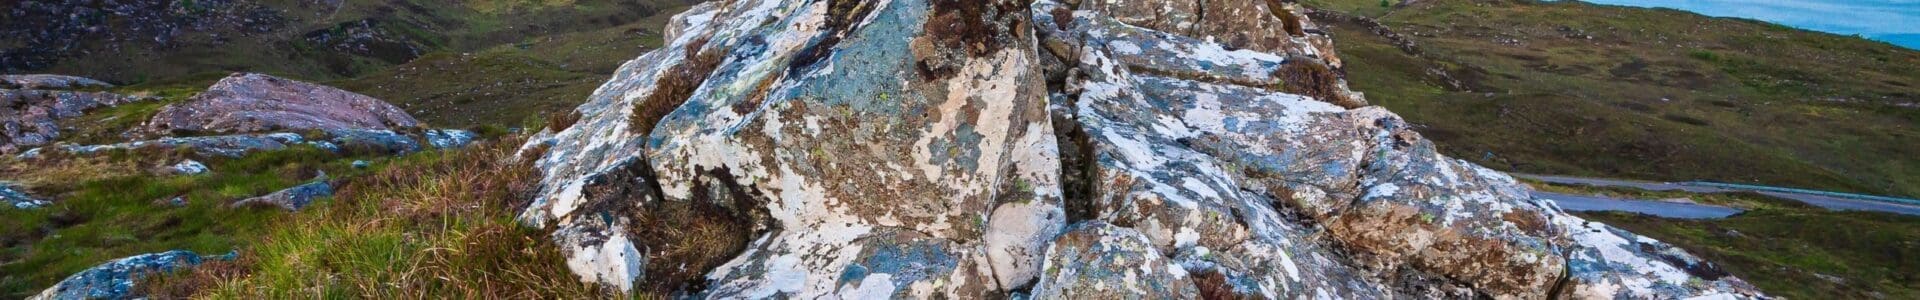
[
  {"xmin": 19, "ymin": 129, "xmax": 476, "ymax": 159},
  {"xmin": 142, "ymin": 73, "xmax": 420, "ymax": 136},
  {"xmin": 29, "ymin": 250, "xmax": 229, "ymax": 300},
  {"xmin": 231, "ymin": 173, "xmax": 332, "ymax": 211},
  {"xmin": 518, "ymin": 0, "xmax": 1767, "ymax": 298},
  {"xmin": 0, "ymin": 74, "xmax": 112, "ymax": 90},
  {"xmin": 0, "ymin": 88, "xmax": 150, "ymax": 153}
]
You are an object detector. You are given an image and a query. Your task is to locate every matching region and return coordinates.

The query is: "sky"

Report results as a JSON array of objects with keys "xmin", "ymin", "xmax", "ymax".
[{"xmin": 1580, "ymin": 0, "xmax": 1920, "ymax": 49}]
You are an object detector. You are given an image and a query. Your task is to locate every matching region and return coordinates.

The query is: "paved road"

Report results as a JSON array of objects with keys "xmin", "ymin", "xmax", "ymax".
[
  {"xmin": 1515, "ymin": 174, "xmax": 1920, "ymax": 216},
  {"xmin": 1534, "ymin": 191, "xmax": 1743, "ymax": 219}
]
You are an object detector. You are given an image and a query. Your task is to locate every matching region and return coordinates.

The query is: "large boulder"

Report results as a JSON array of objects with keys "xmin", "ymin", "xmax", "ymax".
[
  {"xmin": 0, "ymin": 89, "xmax": 149, "ymax": 153},
  {"xmin": 142, "ymin": 73, "xmax": 420, "ymax": 136},
  {"xmin": 518, "ymin": 0, "xmax": 1767, "ymax": 298}
]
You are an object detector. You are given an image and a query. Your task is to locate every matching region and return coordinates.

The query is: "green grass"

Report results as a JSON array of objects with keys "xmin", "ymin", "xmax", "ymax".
[
  {"xmin": 1306, "ymin": 0, "xmax": 1920, "ymax": 198},
  {"xmin": 186, "ymin": 137, "xmax": 619, "ymax": 298},
  {"xmin": 0, "ymin": 146, "xmax": 373, "ymax": 298},
  {"xmin": 34, "ymin": 0, "xmax": 698, "ymax": 84}
]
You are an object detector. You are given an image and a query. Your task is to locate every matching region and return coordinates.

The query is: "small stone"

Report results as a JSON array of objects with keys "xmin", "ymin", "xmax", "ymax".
[
  {"xmin": 168, "ymin": 160, "xmax": 210, "ymax": 175},
  {"xmin": 352, "ymin": 160, "xmax": 371, "ymax": 169}
]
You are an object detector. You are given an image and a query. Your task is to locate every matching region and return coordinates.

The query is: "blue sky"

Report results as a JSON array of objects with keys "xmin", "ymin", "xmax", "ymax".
[{"xmin": 1581, "ymin": 0, "xmax": 1920, "ymax": 49}]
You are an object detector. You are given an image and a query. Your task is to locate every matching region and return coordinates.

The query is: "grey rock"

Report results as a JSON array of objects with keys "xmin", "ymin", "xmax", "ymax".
[
  {"xmin": 2, "ymin": 183, "xmax": 50, "ymax": 209},
  {"xmin": 21, "ymin": 128, "xmax": 470, "ymax": 159},
  {"xmin": 351, "ymin": 160, "xmax": 371, "ymax": 169},
  {"xmin": 0, "ymin": 74, "xmax": 112, "ymax": 90},
  {"xmin": 154, "ymin": 196, "xmax": 189, "ymax": 207},
  {"xmin": 30, "ymin": 250, "xmax": 232, "ymax": 300},
  {"xmin": 515, "ymin": 0, "xmax": 1767, "ymax": 298},
  {"xmin": 424, "ymin": 129, "xmax": 477, "ymax": 149},
  {"xmin": 231, "ymin": 173, "xmax": 332, "ymax": 211},
  {"xmin": 0, "ymin": 89, "xmax": 150, "ymax": 153},
  {"xmin": 142, "ymin": 73, "xmax": 419, "ymax": 136},
  {"xmin": 166, "ymin": 159, "xmax": 210, "ymax": 175}
]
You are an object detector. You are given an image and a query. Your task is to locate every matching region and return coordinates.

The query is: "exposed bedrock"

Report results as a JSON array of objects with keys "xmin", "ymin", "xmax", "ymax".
[{"xmin": 517, "ymin": 0, "xmax": 1767, "ymax": 298}]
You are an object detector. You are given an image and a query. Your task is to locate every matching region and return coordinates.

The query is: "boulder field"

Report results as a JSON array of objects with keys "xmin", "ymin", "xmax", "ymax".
[{"xmin": 518, "ymin": 0, "xmax": 1767, "ymax": 298}]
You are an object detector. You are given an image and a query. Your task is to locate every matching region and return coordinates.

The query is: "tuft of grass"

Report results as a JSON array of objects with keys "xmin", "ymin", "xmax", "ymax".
[
  {"xmin": 1277, "ymin": 57, "xmax": 1361, "ymax": 108},
  {"xmin": 0, "ymin": 146, "xmax": 352, "ymax": 299},
  {"xmin": 186, "ymin": 137, "xmax": 621, "ymax": 298},
  {"xmin": 630, "ymin": 38, "xmax": 724, "ymax": 136}
]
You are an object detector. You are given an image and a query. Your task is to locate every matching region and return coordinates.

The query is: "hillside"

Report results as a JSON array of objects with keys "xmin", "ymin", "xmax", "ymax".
[{"xmin": 1305, "ymin": 0, "xmax": 1920, "ymax": 197}]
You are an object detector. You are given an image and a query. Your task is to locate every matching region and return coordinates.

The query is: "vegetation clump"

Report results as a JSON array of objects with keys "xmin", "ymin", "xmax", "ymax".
[{"xmin": 631, "ymin": 38, "xmax": 726, "ymax": 136}]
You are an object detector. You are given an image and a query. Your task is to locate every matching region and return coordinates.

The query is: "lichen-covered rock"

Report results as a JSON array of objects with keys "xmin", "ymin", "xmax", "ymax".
[
  {"xmin": 521, "ymin": 0, "xmax": 1768, "ymax": 298},
  {"xmin": 2, "ymin": 183, "xmax": 50, "ymax": 209},
  {"xmin": 141, "ymin": 73, "xmax": 420, "ymax": 136},
  {"xmin": 0, "ymin": 74, "xmax": 112, "ymax": 90},
  {"xmin": 20, "ymin": 128, "xmax": 476, "ymax": 159},
  {"xmin": 1030, "ymin": 221, "xmax": 1198, "ymax": 299},
  {"xmin": 521, "ymin": 0, "xmax": 1059, "ymax": 295},
  {"xmin": 29, "ymin": 250, "xmax": 229, "ymax": 300},
  {"xmin": 230, "ymin": 173, "xmax": 332, "ymax": 211},
  {"xmin": 0, "ymin": 89, "xmax": 150, "ymax": 153}
]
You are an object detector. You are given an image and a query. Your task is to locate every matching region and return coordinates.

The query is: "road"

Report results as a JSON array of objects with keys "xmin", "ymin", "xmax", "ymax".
[
  {"xmin": 1515, "ymin": 174, "xmax": 1920, "ymax": 217},
  {"xmin": 1533, "ymin": 191, "xmax": 1743, "ymax": 219}
]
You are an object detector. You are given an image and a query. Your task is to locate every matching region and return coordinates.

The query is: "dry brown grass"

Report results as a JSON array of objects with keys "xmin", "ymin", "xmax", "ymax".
[
  {"xmin": 181, "ymin": 137, "xmax": 631, "ymax": 298},
  {"xmin": 132, "ymin": 255, "xmax": 255, "ymax": 300},
  {"xmin": 545, "ymin": 110, "xmax": 582, "ymax": 132},
  {"xmin": 1277, "ymin": 57, "xmax": 1364, "ymax": 108},
  {"xmin": 629, "ymin": 200, "xmax": 752, "ymax": 293},
  {"xmin": 631, "ymin": 38, "xmax": 724, "ymax": 136}
]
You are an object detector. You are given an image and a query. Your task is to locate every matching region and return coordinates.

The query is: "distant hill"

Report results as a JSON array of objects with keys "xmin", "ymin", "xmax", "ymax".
[
  {"xmin": 1303, "ymin": 0, "xmax": 1920, "ymax": 197},
  {"xmin": 1, "ymin": 0, "xmax": 699, "ymax": 83}
]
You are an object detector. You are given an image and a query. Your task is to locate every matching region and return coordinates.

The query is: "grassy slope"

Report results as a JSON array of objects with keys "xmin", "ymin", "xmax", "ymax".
[
  {"xmin": 1530, "ymin": 181, "xmax": 1920, "ymax": 298},
  {"xmin": 0, "ymin": 146, "xmax": 375, "ymax": 298},
  {"xmin": 4, "ymin": 2, "xmax": 694, "ymax": 297},
  {"xmin": 1306, "ymin": 0, "xmax": 1920, "ymax": 297},
  {"xmin": 331, "ymin": 11, "xmax": 681, "ymax": 127},
  {"xmin": 1582, "ymin": 209, "xmax": 1920, "ymax": 299},
  {"xmin": 33, "ymin": 0, "xmax": 698, "ymax": 83},
  {"xmin": 1307, "ymin": 0, "xmax": 1920, "ymax": 197}
]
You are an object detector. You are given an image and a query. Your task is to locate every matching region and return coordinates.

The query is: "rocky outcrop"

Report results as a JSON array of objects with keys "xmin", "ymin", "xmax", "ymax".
[
  {"xmin": 0, "ymin": 87, "xmax": 150, "ymax": 153},
  {"xmin": 517, "ymin": 0, "xmax": 1766, "ymax": 298},
  {"xmin": 21, "ymin": 129, "xmax": 476, "ymax": 159},
  {"xmin": 142, "ymin": 73, "xmax": 420, "ymax": 136},
  {"xmin": 0, "ymin": 74, "xmax": 112, "ymax": 90},
  {"xmin": 29, "ymin": 250, "xmax": 231, "ymax": 300}
]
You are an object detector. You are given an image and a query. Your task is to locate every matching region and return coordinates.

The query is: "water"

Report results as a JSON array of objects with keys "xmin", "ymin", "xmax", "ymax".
[{"xmin": 1577, "ymin": 0, "xmax": 1920, "ymax": 50}]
